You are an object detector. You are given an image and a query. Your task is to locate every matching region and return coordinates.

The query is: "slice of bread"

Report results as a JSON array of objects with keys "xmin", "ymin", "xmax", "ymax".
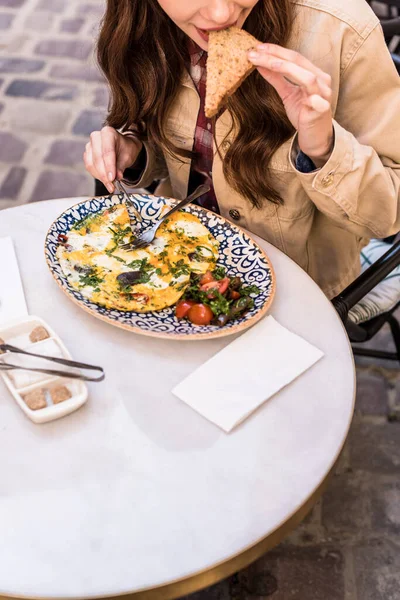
[{"xmin": 205, "ymin": 27, "xmax": 258, "ymax": 118}]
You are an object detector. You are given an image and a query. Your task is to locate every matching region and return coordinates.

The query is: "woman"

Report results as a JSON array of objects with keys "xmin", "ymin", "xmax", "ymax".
[{"xmin": 84, "ymin": 0, "xmax": 400, "ymax": 298}]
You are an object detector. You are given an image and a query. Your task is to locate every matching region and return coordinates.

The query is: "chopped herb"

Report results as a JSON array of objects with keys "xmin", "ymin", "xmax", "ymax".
[
  {"xmin": 72, "ymin": 213, "xmax": 101, "ymax": 231},
  {"xmin": 170, "ymin": 259, "xmax": 191, "ymax": 278},
  {"xmin": 158, "ymin": 250, "xmax": 168, "ymax": 259},
  {"xmin": 196, "ymin": 245, "xmax": 214, "ymax": 256},
  {"xmin": 212, "ymin": 266, "xmax": 226, "ymax": 280},
  {"xmin": 175, "ymin": 282, "xmax": 188, "ymax": 292},
  {"xmin": 209, "ymin": 291, "xmax": 231, "ymax": 317},
  {"xmin": 108, "ymin": 225, "xmax": 133, "ymax": 247},
  {"xmin": 240, "ymin": 285, "xmax": 261, "ymax": 296},
  {"xmin": 79, "ymin": 271, "xmax": 104, "ymax": 290},
  {"xmin": 183, "ymin": 285, "xmax": 208, "ymax": 304},
  {"xmin": 105, "ymin": 250, "xmax": 126, "ymax": 263},
  {"xmin": 126, "ymin": 258, "xmax": 152, "ymax": 272}
]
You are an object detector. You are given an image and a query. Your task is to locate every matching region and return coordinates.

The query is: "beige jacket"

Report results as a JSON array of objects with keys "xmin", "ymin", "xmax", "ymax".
[{"xmin": 134, "ymin": 0, "xmax": 400, "ymax": 298}]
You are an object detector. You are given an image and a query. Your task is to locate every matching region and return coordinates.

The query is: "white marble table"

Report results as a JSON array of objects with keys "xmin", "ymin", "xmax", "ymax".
[{"xmin": 0, "ymin": 198, "xmax": 355, "ymax": 600}]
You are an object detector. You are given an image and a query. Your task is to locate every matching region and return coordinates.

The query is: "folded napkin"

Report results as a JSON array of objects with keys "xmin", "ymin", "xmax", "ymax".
[
  {"xmin": 173, "ymin": 316, "xmax": 324, "ymax": 432},
  {"xmin": 0, "ymin": 237, "xmax": 28, "ymax": 326}
]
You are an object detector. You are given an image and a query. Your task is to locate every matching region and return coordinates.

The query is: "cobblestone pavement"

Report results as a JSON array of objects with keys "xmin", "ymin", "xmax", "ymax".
[
  {"xmin": 0, "ymin": 0, "xmax": 108, "ymax": 208},
  {"xmin": 0, "ymin": 1, "xmax": 399, "ymax": 599}
]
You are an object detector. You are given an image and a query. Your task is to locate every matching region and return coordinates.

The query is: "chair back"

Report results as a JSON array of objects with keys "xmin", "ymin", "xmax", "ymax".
[{"xmin": 368, "ymin": 0, "xmax": 400, "ymax": 72}]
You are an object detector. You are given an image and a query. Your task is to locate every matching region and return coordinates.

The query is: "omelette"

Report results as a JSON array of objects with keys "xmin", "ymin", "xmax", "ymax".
[{"xmin": 56, "ymin": 204, "xmax": 219, "ymax": 313}]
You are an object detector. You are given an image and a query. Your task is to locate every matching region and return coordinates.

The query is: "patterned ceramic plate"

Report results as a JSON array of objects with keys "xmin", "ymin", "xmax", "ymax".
[{"xmin": 45, "ymin": 194, "xmax": 276, "ymax": 340}]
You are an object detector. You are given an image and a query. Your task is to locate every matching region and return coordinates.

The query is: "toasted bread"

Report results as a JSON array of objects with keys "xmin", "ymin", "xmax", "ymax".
[{"xmin": 205, "ymin": 27, "xmax": 258, "ymax": 118}]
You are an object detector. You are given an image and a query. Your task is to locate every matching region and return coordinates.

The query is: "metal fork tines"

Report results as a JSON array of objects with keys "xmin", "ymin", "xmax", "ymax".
[
  {"xmin": 113, "ymin": 179, "xmax": 142, "ymax": 234},
  {"xmin": 119, "ymin": 183, "xmax": 210, "ymax": 251}
]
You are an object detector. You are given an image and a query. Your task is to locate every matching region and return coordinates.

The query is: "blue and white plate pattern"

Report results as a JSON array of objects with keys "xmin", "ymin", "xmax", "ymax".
[{"xmin": 45, "ymin": 194, "xmax": 276, "ymax": 340}]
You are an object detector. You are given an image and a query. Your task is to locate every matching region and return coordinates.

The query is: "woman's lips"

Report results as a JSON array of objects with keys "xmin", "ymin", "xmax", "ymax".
[
  {"xmin": 196, "ymin": 28, "xmax": 210, "ymax": 42},
  {"xmin": 195, "ymin": 22, "xmax": 238, "ymax": 42}
]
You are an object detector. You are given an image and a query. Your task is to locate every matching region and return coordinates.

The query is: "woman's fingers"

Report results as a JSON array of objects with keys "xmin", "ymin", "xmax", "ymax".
[
  {"xmin": 83, "ymin": 127, "xmax": 120, "ymax": 194},
  {"xmin": 83, "ymin": 128, "xmax": 144, "ymax": 193},
  {"xmin": 304, "ymin": 94, "xmax": 331, "ymax": 114},
  {"xmin": 101, "ymin": 127, "xmax": 118, "ymax": 184},
  {"xmin": 255, "ymin": 66, "xmax": 295, "ymax": 100},
  {"xmin": 83, "ymin": 142, "xmax": 93, "ymax": 172},
  {"xmin": 248, "ymin": 47, "xmax": 332, "ymax": 117},
  {"xmin": 90, "ymin": 131, "xmax": 113, "ymax": 192},
  {"xmin": 249, "ymin": 52, "xmax": 321, "ymax": 97},
  {"xmin": 314, "ymin": 77, "xmax": 332, "ymax": 102},
  {"xmin": 83, "ymin": 142, "xmax": 101, "ymax": 184},
  {"xmin": 256, "ymin": 44, "xmax": 332, "ymax": 87}
]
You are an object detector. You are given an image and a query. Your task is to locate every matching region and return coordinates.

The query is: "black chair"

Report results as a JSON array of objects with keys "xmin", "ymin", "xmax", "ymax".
[
  {"xmin": 368, "ymin": 0, "xmax": 400, "ymax": 71},
  {"xmin": 332, "ymin": 240, "xmax": 400, "ymax": 362}
]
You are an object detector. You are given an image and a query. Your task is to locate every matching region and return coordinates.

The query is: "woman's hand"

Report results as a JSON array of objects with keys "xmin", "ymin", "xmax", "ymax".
[
  {"xmin": 248, "ymin": 44, "xmax": 334, "ymax": 166},
  {"xmin": 83, "ymin": 126, "xmax": 143, "ymax": 193}
]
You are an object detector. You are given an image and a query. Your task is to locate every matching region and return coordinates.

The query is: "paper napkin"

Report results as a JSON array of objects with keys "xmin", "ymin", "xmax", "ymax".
[
  {"xmin": 0, "ymin": 237, "xmax": 28, "ymax": 326},
  {"xmin": 173, "ymin": 316, "xmax": 324, "ymax": 432}
]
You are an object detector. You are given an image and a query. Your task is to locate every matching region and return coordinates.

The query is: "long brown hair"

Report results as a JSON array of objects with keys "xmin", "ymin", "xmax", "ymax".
[{"xmin": 97, "ymin": 0, "xmax": 295, "ymax": 207}]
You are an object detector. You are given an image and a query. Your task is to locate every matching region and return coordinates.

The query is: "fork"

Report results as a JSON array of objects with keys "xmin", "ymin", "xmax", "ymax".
[
  {"xmin": 113, "ymin": 179, "xmax": 143, "ymax": 234},
  {"xmin": 119, "ymin": 183, "xmax": 210, "ymax": 250}
]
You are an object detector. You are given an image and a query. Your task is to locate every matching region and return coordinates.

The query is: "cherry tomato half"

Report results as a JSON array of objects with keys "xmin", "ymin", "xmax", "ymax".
[
  {"xmin": 230, "ymin": 290, "xmax": 241, "ymax": 300},
  {"xmin": 187, "ymin": 303, "xmax": 214, "ymax": 326},
  {"xmin": 217, "ymin": 277, "xmax": 230, "ymax": 295},
  {"xmin": 175, "ymin": 299, "xmax": 196, "ymax": 319},
  {"xmin": 200, "ymin": 271, "xmax": 215, "ymax": 285},
  {"xmin": 200, "ymin": 277, "xmax": 230, "ymax": 297}
]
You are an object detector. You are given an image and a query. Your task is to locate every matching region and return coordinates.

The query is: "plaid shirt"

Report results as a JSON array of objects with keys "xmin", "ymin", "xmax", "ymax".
[{"xmin": 188, "ymin": 41, "xmax": 220, "ymax": 213}]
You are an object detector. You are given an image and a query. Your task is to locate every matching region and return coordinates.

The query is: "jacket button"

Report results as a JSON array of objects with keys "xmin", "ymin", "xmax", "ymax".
[
  {"xmin": 321, "ymin": 172, "xmax": 334, "ymax": 187},
  {"xmin": 229, "ymin": 209, "xmax": 241, "ymax": 221}
]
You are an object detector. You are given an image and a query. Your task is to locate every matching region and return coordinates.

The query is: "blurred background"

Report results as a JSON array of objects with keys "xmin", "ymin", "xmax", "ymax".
[{"xmin": 0, "ymin": 0, "xmax": 108, "ymax": 210}]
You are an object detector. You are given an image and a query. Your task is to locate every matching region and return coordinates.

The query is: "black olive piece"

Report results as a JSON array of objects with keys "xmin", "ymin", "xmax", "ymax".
[
  {"xmin": 215, "ymin": 314, "xmax": 229, "ymax": 327},
  {"xmin": 117, "ymin": 271, "xmax": 143, "ymax": 286},
  {"xmin": 229, "ymin": 296, "xmax": 252, "ymax": 318},
  {"xmin": 74, "ymin": 265, "xmax": 93, "ymax": 275},
  {"xmin": 188, "ymin": 252, "xmax": 200, "ymax": 261},
  {"xmin": 229, "ymin": 277, "xmax": 242, "ymax": 291}
]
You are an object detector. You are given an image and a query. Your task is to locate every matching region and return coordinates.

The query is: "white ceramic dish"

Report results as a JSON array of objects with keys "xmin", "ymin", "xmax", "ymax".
[{"xmin": 0, "ymin": 316, "xmax": 88, "ymax": 424}]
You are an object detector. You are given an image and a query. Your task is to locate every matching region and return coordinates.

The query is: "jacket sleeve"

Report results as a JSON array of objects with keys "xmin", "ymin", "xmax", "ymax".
[{"xmin": 289, "ymin": 22, "xmax": 400, "ymax": 239}]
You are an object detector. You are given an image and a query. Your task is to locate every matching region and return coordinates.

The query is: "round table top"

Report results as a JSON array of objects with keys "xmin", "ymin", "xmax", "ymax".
[{"xmin": 0, "ymin": 198, "xmax": 355, "ymax": 600}]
